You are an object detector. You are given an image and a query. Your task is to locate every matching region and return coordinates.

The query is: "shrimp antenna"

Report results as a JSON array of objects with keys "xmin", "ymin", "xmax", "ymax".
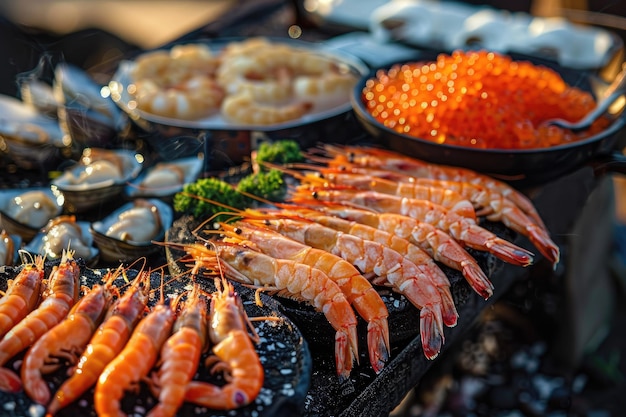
[
  {"xmin": 205, "ymin": 239, "xmax": 230, "ymax": 295},
  {"xmin": 300, "ymin": 151, "xmax": 334, "ymax": 165},
  {"xmin": 17, "ymin": 249, "xmax": 36, "ymax": 266},
  {"xmin": 255, "ymin": 160, "xmax": 308, "ymax": 179}
]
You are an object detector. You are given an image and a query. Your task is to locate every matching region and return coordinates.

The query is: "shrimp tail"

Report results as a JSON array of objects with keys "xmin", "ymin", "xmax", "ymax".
[
  {"xmin": 317, "ymin": 285, "xmax": 360, "ymax": 380},
  {"xmin": 420, "ymin": 305, "xmax": 444, "ymax": 360},
  {"xmin": 366, "ymin": 318, "xmax": 390, "ymax": 374},
  {"xmin": 329, "ymin": 297, "xmax": 359, "ymax": 381},
  {"xmin": 25, "ymin": 374, "xmax": 50, "ymax": 405},
  {"xmin": 0, "ymin": 367, "xmax": 22, "ymax": 393},
  {"xmin": 484, "ymin": 238, "xmax": 535, "ymax": 267},
  {"xmin": 526, "ymin": 225, "xmax": 560, "ymax": 268},
  {"xmin": 438, "ymin": 289, "xmax": 459, "ymax": 327},
  {"xmin": 461, "ymin": 260, "xmax": 494, "ymax": 300},
  {"xmin": 447, "ymin": 218, "xmax": 534, "ymax": 267},
  {"xmin": 185, "ymin": 382, "xmax": 226, "ymax": 408},
  {"xmin": 485, "ymin": 202, "xmax": 558, "ymax": 267},
  {"xmin": 334, "ymin": 326, "xmax": 358, "ymax": 382}
]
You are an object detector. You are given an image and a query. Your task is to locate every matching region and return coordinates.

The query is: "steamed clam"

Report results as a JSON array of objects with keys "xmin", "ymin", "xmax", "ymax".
[
  {"xmin": 0, "ymin": 188, "xmax": 64, "ymax": 241},
  {"xmin": 0, "ymin": 94, "xmax": 69, "ymax": 170},
  {"xmin": 104, "ymin": 200, "xmax": 162, "ymax": 242},
  {"xmin": 90, "ymin": 198, "xmax": 173, "ymax": 263},
  {"xmin": 125, "ymin": 154, "xmax": 204, "ymax": 198},
  {"xmin": 51, "ymin": 147, "xmax": 143, "ymax": 213},
  {"xmin": 25, "ymin": 215, "xmax": 99, "ymax": 264}
]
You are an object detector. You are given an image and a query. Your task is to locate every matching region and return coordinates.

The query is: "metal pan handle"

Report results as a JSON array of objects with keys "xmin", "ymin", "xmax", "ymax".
[{"xmin": 592, "ymin": 152, "xmax": 626, "ymax": 177}]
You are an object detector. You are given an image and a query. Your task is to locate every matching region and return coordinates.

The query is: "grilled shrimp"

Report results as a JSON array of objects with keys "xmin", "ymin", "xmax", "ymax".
[
  {"xmin": 299, "ymin": 171, "xmax": 477, "ymax": 220},
  {"xmin": 267, "ymin": 206, "xmax": 458, "ymax": 328},
  {"xmin": 47, "ymin": 269, "xmax": 152, "ymax": 416},
  {"xmin": 239, "ymin": 215, "xmax": 446, "ymax": 359},
  {"xmin": 0, "ymin": 250, "xmax": 80, "ymax": 393},
  {"xmin": 94, "ymin": 278, "xmax": 177, "ymax": 417},
  {"xmin": 303, "ymin": 167, "xmax": 554, "ymax": 266},
  {"xmin": 322, "ymin": 145, "xmax": 549, "ymax": 238},
  {"xmin": 184, "ymin": 242, "xmax": 360, "ymax": 380},
  {"xmin": 295, "ymin": 188, "xmax": 535, "ymax": 268},
  {"xmin": 302, "ymin": 203, "xmax": 495, "ymax": 300},
  {"xmin": 218, "ymin": 221, "xmax": 390, "ymax": 373},
  {"xmin": 0, "ymin": 255, "xmax": 45, "ymax": 339},
  {"xmin": 184, "ymin": 276, "xmax": 263, "ymax": 410},
  {"xmin": 407, "ymin": 177, "xmax": 557, "ymax": 265},
  {"xmin": 148, "ymin": 284, "xmax": 208, "ymax": 417},
  {"xmin": 21, "ymin": 268, "xmax": 119, "ymax": 405}
]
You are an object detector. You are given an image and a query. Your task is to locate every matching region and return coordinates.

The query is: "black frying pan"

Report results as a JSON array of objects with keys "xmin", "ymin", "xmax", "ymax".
[{"xmin": 350, "ymin": 51, "xmax": 626, "ymax": 187}]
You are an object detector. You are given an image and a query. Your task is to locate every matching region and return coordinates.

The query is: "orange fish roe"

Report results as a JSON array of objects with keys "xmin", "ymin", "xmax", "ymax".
[{"xmin": 361, "ymin": 50, "xmax": 609, "ymax": 149}]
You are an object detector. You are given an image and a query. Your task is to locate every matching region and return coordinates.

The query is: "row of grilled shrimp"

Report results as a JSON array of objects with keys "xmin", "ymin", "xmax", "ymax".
[
  {"xmin": 180, "ymin": 145, "xmax": 559, "ymax": 382},
  {"xmin": 0, "ymin": 250, "xmax": 263, "ymax": 416}
]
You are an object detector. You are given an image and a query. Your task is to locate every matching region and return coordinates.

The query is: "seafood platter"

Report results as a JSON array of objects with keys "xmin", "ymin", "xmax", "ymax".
[
  {"xmin": 0, "ymin": 132, "xmax": 564, "ymax": 416},
  {"xmin": 0, "ymin": 12, "xmax": 625, "ymax": 414},
  {"xmin": 107, "ymin": 37, "xmax": 369, "ymax": 168}
]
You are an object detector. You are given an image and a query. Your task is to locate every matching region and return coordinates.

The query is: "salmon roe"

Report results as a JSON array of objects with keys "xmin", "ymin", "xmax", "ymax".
[{"xmin": 361, "ymin": 50, "xmax": 609, "ymax": 149}]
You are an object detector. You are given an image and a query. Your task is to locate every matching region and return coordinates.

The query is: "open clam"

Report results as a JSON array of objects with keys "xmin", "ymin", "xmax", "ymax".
[
  {"xmin": 90, "ymin": 198, "xmax": 173, "ymax": 263},
  {"xmin": 0, "ymin": 187, "xmax": 64, "ymax": 242},
  {"xmin": 0, "ymin": 95, "xmax": 69, "ymax": 170},
  {"xmin": 0, "ymin": 230, "xmax": 21, "ymax": 267},
  {"xmin": 20, "ymin": 78, "xmax": 59, "ymax": 118},
  {"xmin": 125, "ymin": 154, "xmax": 204, "ymax": 199},
  {"xmin": 53, "ymin": 63, "xmax": 130, "ymax": 149},
  {"xmin": 24, "ymin": 215, "xmax": 99, "ymax": 265},
  {"xmin": 51, "ymin": 147, "xmax": 143, "ymax": 213}
]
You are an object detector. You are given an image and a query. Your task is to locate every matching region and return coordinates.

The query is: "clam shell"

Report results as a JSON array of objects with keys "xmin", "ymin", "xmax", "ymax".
[
  {"xmin": 0, "ymin": 187, "xmax": 64, "ymax": 242},
  {"xmin": 24, "ymin": 215, "xmax": 99, "ymax": 266},
  {"xmin": 125, "ymin": 154, "xmax": 204, "ymax": 199},
  {"xmin": 54, "ymin": 63, "xmax": 130, "ymax": 149},
  {"xmin": 20, "ymin": 79, "xmax": 60, "ymax": 117},
  {"xmin": 0, "ymin": 230, "xmax": 21, "ymax": 267},
  {"xmin": 0, "ymin": 95, "xmax": 68, "ymax": 170},
  {"xmin": 90, "ymin": 198, "xmax": 173, "ymax": 263},
  {"xmin": 51, "ymin": 148, "xmax": 143, "ymax": 213}
]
